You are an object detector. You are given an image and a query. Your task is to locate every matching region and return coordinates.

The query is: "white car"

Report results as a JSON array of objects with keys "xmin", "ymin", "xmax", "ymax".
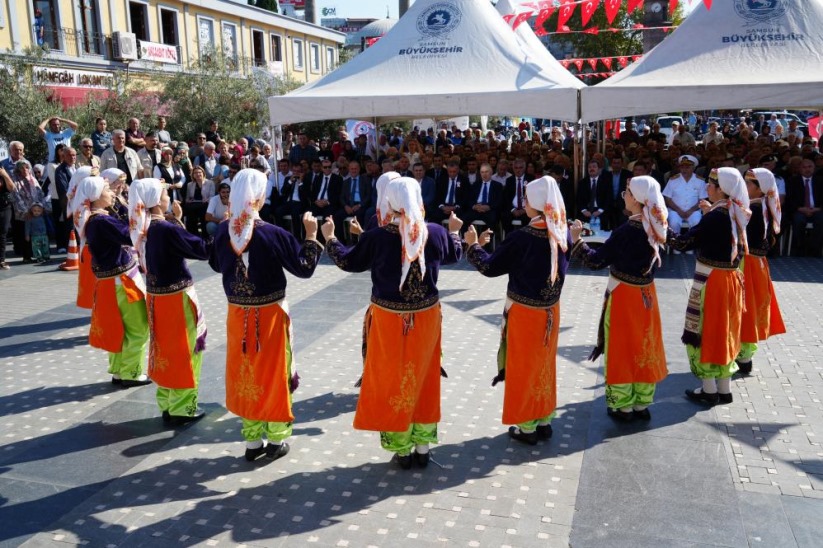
[{"xmin": 656, "ymin": 115, "xmax": 685, "ymax": 139}]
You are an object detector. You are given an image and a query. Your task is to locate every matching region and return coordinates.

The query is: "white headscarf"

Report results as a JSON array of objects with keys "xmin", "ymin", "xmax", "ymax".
[
  {"xmin": 524, "ymin": 176, "xmax": 568, "ymax": 284},
  {"xmin": 228, "ymin": 169, "xmax": 266, "ymax": 271},
  {"xmin": 748, "ymin": 168, "xmax": 782, "ymax": 237},
  {"xmin": 628, "ymin": 176, "xmax": 669, "ymax": 274},
  {"xmin": 128, "ymin": 178, "xmax": 165, "ymax": 271},
  {"xmin": 74, "ymin": 176, "xmax": 107, "ymax": 249},
  {"xmin": 375, "ymin": 171, "xmax": 401, "ymax": 227},
  {"xmin": 714, "ymin": 167, "xmax": 751, "ymax": 261},
  {"xmin": 386, "ymin": 177, "xmax": 429, "ymax": 290},
  {"xmin": 100, "ymin": 168, "xmax": 126, "ymax": 187},
  {"xmin": 66, "ymin": 166, "xmax": 95, "ymax": 225}
]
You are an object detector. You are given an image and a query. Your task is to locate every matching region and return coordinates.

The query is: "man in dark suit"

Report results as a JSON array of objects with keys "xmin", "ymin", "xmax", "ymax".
[
  {"xmin": 275, "ymin": 163, "xmax": 310, "ymax": 239},
  {"xmin": 414, "ymin": 162, "xmax": 437, "ymax": 218},
  {"xmin": 426, "ymin": 153, "xmax": 446, "ymax": 185},
  {"xmin": 430, "ymin": 160, "xmax": 468, "ymax": 224},
  {"xmin": 502, "ymin": 159, "xmax": 532, "ymax": 235},
  {"xmin": 605, "ymin": 156, "xmax": 632, "ymax": 230},
  {"xmin": 334, "ymin": 161, "xmax": 372, "ymax": 241},
  {"xmin": 786, "ymin": 157, "xmax": 823, "ymax": 256},
  {"xmin": 52, "ymin": 146, "xmax": 77, "ymax": 252},
  {"xmin": 576, "ymin": 159, "xmax": 612, "ymax": 226},
  {"xmin": 462, "ymin": 163, "xmax": 503, "ymax": 236},
  {"xmin": 309, "ymin": 159, "xmax": 342, "ymax": 224},
  {"xmin": 548, "ymin": 164, "xmax": 575, "ymax": 216}
]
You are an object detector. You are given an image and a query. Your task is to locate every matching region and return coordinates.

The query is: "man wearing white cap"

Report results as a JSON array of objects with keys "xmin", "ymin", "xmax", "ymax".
[{"xmin": 662, "ymin": 155, "xmax": 707, "ymax": 237}]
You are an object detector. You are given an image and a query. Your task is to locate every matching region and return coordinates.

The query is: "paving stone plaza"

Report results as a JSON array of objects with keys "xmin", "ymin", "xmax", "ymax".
[{"xmin": 1, "ymin": 252, "xmax": 823, "ymax": 547}]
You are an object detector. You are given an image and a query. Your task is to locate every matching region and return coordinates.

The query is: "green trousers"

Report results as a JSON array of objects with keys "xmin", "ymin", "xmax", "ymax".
[
  {"xmin": 518, "ymin": 413, "xmax": 554, "ymax": 433},
  {"xmin": 156, "ymin": 293, "xmax": 203, "ymax": 417},
  {"xmin": 737, "ymin": 342, "xmax": 758, "ymax": 363},
  {"xmin": 603, "ymin": 296, "xmax": 656, "ymax": 410},
  {"xmin": 107, "ymin": 284, "xmax": 149, "ymax": 381},
  {"xmin": 380, "ymin": 423, "xmax": 438, "ymax": 456},
  {"xmin": 241, "ymin": 338, "xmax": 293, "ymax": 443},
  {"xmin": 686, "ymin": 284, "xmax": 737, "ymax": 379}
]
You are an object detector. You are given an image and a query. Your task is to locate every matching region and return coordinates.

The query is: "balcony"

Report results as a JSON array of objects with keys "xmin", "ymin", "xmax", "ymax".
[{"xmin": 36, "ymin": 26, "xmax": 109, "ymax": 59}]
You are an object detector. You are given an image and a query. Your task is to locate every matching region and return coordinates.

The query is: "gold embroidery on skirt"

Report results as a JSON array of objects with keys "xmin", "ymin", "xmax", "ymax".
[{"xmin": 389, "ymin": 361, "xmax": 418, "ymax": 414}]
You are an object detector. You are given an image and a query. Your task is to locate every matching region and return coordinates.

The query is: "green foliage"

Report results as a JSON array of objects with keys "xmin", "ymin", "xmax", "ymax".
[{"xmin": 255, "ymin": 0, "xmax": 279, "ymax": 13}]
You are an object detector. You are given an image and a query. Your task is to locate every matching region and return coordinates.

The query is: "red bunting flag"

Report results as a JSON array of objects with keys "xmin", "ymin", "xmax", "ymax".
[
  {"xmin": 587, "ymin": 58, "xmax": 598, "ymax": 70},
  {"xmin": 617, "ymin": 56, "xmax": 629, "ymax": 67},
  {"xmin": 366, "ymin": 36, "xmax": 382, "ymax": 47},
  {"xmin": 557, "ymin": 0, "xmax": 576, "ymax": 32},
  {"xmin": 601, "ymin": 57, "xmax": 612, "ymax": 70},
  {"xmin": 583, "ymin": 27, "xmax": 599, "ymax": 35},
  {"xmin": 558, "ymin": 25, "xmax": 571, "ymax": 33},
  {"xmin": 670, "ymin": 0, "xmax": 679, "ymax": 14},
  {"xmin": 581, "ymin": 0, "xmax": 600, "ymax": 27},
  {"xmin": 534, "ymin": 1, "xmax": 554, "ymax": 37},
  {"xmin": 627, "ymin": 0, "xmax": 645, "ymax": 13},
  {"xmin": 574, "ymin": 59, "xmax": 585, "ymax": 71},
  {"xmin": 560, "ymin": 60, "xmax": 571, "ymax": 69},
  {"xmin": 633, "ymin": 23, "xmax": 645, "ymax": 29},
  {"xmin": 632, "ymin": 55, "xmax": 642, "ymax": 62},
  {"xmin": 512, "ymin": 11, "xmax": 533, "ymax": 30},
  {"xmin": 502, "ymin": 14, "xmax": 515, "ymax": 24},
  {"xmin": 604, "ymin": 0, "xmax": 621, "ymax": 24},
  {"xmin": 703, "ymin": 0, "xmax": 713, "ymax": 9}
]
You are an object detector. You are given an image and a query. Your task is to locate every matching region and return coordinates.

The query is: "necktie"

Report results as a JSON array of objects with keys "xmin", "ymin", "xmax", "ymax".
[
  {"xmin": 805, "ymin": 178, "xmax": 812, "ymax": 208},
  {"xmin": 516, "ymin": 178, "xmax": 523, "ymax": 209},
  {"xmin": 352, "ymin": 178, "xmax": 360, "ymax": 203},
  {"xmin": 590, "ymin": 178, "xmax": 598, "ymax": 209},
  {"xmin": 320, "ymin": 176, "xmax": 328, "ymax": 201},
  {"xmin": 447, "ymin": 179, "xmax": 456, "ymax": 204},
  {"xmin": 292, "ymin": 178, "xmax": 300, "ymax": 201},
  {"xmin": 480, "ymin": 182, "xmax": 488, "ymax": 204}
]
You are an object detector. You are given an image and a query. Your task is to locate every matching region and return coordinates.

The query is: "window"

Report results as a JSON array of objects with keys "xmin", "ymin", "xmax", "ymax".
[
  {"xmin": 128, "ymin": 1, "xmax": 149, "ymax": 42},
  {"xmin": 78, "ymin": 0, "xmax": 102, "ymax": 54},
  {"xmin": 34, "ymin": 0, "xmax": 61, "ymax": 50},
  {"xmin": 252, "ymin": 29, "xmax": 265, "ymax": 66},
  {"xmin": 310, "ymin": 43, "xmax": 320, "ymax": 73},
  {"xmin": 325, "ymin": 46, "xmax": 336, "ymax": 72},
  {"xmin": 292, "ymin": 38, "xmax": 303, "ymax": 70},
  {"xmin": 159, "ymin": 8, "xmax": 178, "ymax": 46},
  {"xmin": 222, "ymin": 22, "xmax": 237, "ymax": 63},
  {"xmin": 198, "ymin": 17, "xmax": 214, "ymax": 56},
  {"xmin": 270, "ymin": 34, "xmax": 282, "ymax": 62}
]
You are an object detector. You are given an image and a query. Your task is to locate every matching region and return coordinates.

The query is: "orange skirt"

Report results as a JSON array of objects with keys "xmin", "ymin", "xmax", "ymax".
[
  {"xmin": 701, "ymin": 269, "xmax": 743, "ymax": 365},
  {"xmin": 89, "ymin": 274, "xmax": 143, "ymax": 353},
  {"xmin": 77, "ymin": 246, "xmax": 95, "ymax": 309},
  {"xmin": 147, "ymin": 292, "xmax": 199, "ymax": 389},
  {"xmin": 740, "ymin": 255, "xmax": 786, "ymax": 343},
  {"xmin": 605, "ymin": 283, "xmax": 668, "ymax": 385},
  {"xmin": 502, "ymin": 302, "xmax": 559, "ymax": 425},
  {"xmin": 353, "ymin": 304, "xmax": 442, "ymax": 432},
  {"xmin": 225, "ymin": 302, "xmax": 294, "ymax": 423}
]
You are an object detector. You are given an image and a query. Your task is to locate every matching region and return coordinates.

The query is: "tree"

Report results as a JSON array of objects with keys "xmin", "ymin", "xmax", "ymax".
[{"xmin": 255, "ymin": 0, "xmax": 279, "ymax": 13}]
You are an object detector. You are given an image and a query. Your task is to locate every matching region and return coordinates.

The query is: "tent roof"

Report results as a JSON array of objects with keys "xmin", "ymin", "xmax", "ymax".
[
  {"xmin": 581, "ymin": 0, "xmax": 823, "ymax": 122},
  {"xmin": 268, "ymin": 0, "xmax": 583, "ymax": 126}
]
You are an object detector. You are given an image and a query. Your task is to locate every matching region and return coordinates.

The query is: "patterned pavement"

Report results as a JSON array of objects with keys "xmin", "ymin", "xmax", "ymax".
[{"xmin": 1, "ymin": 248, "xmax": 822, "ymax": 547}]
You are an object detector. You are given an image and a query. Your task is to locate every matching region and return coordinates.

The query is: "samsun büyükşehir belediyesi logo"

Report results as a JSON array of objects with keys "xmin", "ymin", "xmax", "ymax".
[
  {"xmin": 417, "ymin": 3, "xmax": 462, "ymax": 38},
  {"xmin": 734, "ymin": 0, "xmax": 788, "ymax": 23}
]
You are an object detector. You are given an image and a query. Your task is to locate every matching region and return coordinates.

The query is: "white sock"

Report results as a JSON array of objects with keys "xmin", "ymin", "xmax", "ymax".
[
  {"xmin": 112, "ymin": 374, "xmax": 121, "ymax": 380},
  {"xmin": 619, "ymin": 406, "xmax": 633, "ymax": 414},
  {"xmin": 246, "ymin": 440, "xmax": 263, "ymax": 450},
  {"xmin": 135, "ymin": 374, "xmax": 148, "ymax": 382},
  {"xmin": 537, "ymin": 418, "xmax": 552, "ymax": 426},
  {"xmin": 701, "ymin": 379, "xmax": 718, "ymax": 394},
  {"xmin": 415, "ymin": 444, "xmax": 429, "ymax": 455},
  {"xmin": 717, "ymin": 378, "xmax": 731, "ymax": 394},
  {"xmin": 633, "ymin": 405, "xmax": 648, "ymax": 411}
]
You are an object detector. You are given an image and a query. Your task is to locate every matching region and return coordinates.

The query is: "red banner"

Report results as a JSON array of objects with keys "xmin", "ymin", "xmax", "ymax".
[
  {"xmin": 808, "ymin": 115, "xmax": 822, "ymax": 140},
  {"xmin": 581, "ymin": 0, "xmax": 600, "ymax": 27},
  {"xmin": 512, "ymin": 11, "xmax": 534, "ymax": 30},
  {"xmin": 587, "ymin": 58, "xmax": 598, "ymax": 70},
  {"xmin": 574, "ymin": 59, "xmax": 585, "ymax": 71},
  {"xmin": 557, "ymin": 0, "xmax": 576, "ymax": 32},
  {"xmin": 560, "ymin": 60, "xmax": 571, "ymax": 69},
  {"xmin": 604, "ymin": 0, "xmax": 621, "ymax": 24},
  {"xmin": 617, "ymin": 56, "xmax": 629, "ymax": 67},
  {"xmin": 534, "ymin": 1, "xmax": 554, "ymax": 36}
]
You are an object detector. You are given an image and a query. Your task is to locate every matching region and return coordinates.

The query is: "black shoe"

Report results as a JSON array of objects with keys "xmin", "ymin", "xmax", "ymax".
[
  {"xmin": 633, "ymin": 408, "xmax": 651, "ymax": 421},
  {"xmin": 718, "ymin": 393, "xmax": 733, "ymax": 404},
  {"xmin": 265, "ymin": 442, "xmax": 290, "ymax": 461},
  {"xmin": 245, "ymin": 445, "xmax": 266, "ymax": 462},
  {"xmin": 736, "ymin": 361, "xmax": 753, "ymax": 376},
  {"xmin": 413, "ymin": 451, "xmax": 430, "ymax": 468},
  {"xmin": 536, "ymin": 424, "xmax": 553, "ymax": 440},
  {"xmin": 508, "ymin": 426, "xmax": 538, "ymax": 446},
  {"xmin": 111, "ymin": 377, "xmax": 122, "ymax": 386},
  {"xmin": 396, "ymin": 453, "xmax": 413, "ymax": 469},
  {"xmin": 162, "ymin": 411, "xmax": 171, "ymax": 423},
  {"xmin": 168, "ymin": 409, "xmax": 205, "ymax": 426},
  {"xmin": 607, "ymin": 407, "xmax": 635, "ymax": 422},
  {"xmin": 685, "ymin": 388, "xmax": 719, "ymax": 406},
  {"xmin": 120, "ymin": 377, "xmax": 152, "ymax": 388}
]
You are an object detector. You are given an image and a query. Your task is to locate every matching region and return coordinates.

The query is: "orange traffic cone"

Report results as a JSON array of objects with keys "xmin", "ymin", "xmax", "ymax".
[{"xmin": 59, "ymin": 230, "xmax": 80, "ymax": 271}]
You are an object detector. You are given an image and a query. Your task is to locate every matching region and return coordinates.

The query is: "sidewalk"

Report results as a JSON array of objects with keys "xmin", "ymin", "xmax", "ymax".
[{"xmin": 1, "ymin": 252, "xmax": 822, "ymax": 547}]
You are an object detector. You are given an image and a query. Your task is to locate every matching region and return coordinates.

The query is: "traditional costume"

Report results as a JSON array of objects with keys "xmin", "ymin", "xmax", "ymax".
[
  {"xmin": 669, "ymin": 167, "xmax": 751, "ymax": 405},
  {"xmin": 101, "ymin": 168, "xmax": 129, "ymax": 222},
  {"xmin": 572, "ymin": 176, "xmax": 669, "ymax": 421},
  {"xmin": 737, "ymin": 168, "xmax": 786, "ymax": 375},
  {"xmin": 79, "ymin": 176, "xmax": 150, "ymax": 387},
  {"xmin": 325, "ymin": 177, "xmax": 462, "ymax": 468},
  {"xmin": 66, "ymin": 166, "xmax": 96, "ymax": 309},
  {"xmin": 466, "ymin": 176, "xmax": 571, "ymax": 445},
  {"xmin": 209, "ymin": 169, "xmax": 322, "ymax": 461},
  {"xmin": 129, "ymin": 178, "xmax": 209, "ymax": 424}
]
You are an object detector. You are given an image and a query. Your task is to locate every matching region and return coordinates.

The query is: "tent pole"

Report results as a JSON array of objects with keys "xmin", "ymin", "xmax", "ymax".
[
  {"xmin": 576, "ymin": 90, "xmax": 584, "ymax": 199},
  {"xmin": 276, "ymin": 125, "xmax": 283, "ymax": 161}
]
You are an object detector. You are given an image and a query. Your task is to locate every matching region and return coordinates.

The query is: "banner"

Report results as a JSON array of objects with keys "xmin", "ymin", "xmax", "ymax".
[
  {"xmin": 346, "ymin": 120, "xmax": 376, "ymax": 152},
  {"xmin": 808, "ymin": 115, "xmax": 822, "ymax": 141}
]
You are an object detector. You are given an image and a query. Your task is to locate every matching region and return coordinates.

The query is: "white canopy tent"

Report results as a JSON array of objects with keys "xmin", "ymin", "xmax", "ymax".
[
  {"xmin": 581, "ymin": 0, "xmax": 823, "ymax": 122},
  {"xmin": 268, "ymin": 0, "xmax": 583, "ymax": 126}
]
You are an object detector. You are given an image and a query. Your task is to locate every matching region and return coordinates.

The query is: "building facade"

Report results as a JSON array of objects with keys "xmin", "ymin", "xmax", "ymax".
[{"xmin": 0, "ymin": 0, "xmax": 344, "ymax": 104}]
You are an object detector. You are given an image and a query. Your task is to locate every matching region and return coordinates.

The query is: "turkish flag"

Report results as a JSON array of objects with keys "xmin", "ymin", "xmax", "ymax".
[
  {"xmin": 502, "ymin": 14, "xmax": 515, "ymax": 24},
  {"xmin": 627, "ymin": 0, "xmax": 645, "ymax": 13},
  {"xmin": 581, "ymin": 0, "xmax": 600, "ymax": 27},
  {"xmin": 534, "ymin": 2, "xmax": 555, "ymax": 36},
  {"xmin": 558, "ymin": 25, "xmax": 571, "ymax": 33},
  {"xmin": 632, "ymin": 55, "xmax": 642, "ymax": 62},
  {"xmin": 617, "ymin": 56, "xmax": 629, "ymax": 67},
  {"xmin": 560, "ymin": 60, "xmax": 571, "ymax": 69},
  {"xmin": 703, "ymin": 0, "xmax": 713, "ymax": 9},
  {"xmin": 808, "ymin": 115, "xmax": 822, "ymax": 140},
  {"xmin": 669, "ymin": 0, "xmax": 679, "ymax": 14},
  {"xmin": 601, "ymin": 57, "xmax": 612, "ymax": 70},
  {"xmin": 574, "ymin": 59, "xmax": 585, "ymax": 71},
  {"xmin": 512, "ymin": 11, "xmax": 533, "ymax": 30},
  {"xmin": 587, "ymin": 58, "xmax": 598, "ymax": 70},
  {"xmin": 557, "ymin": 0, "xmax": 575, "ymax": 32},
  {"xmin": 633, "ymin": 23, "xmax": 645, "ymax": 29},
  {"xmin": 583, "ymin": 27, "xmax": 599, "ymax": 35},
  {"xmin": 604, "ymin": 0, "xmax": 621, "ymax": 24}
]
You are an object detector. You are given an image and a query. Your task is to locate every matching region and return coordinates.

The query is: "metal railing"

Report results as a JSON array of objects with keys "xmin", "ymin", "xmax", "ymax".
[{"xmin": 36, "ymin": 26, "xmax": 108, "ymax": 58}]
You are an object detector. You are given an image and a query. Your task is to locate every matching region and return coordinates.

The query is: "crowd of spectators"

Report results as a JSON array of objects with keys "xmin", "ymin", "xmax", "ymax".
[{"xmin": 1, "ymin": 112, "xmax": 822, "ymax": 270}]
